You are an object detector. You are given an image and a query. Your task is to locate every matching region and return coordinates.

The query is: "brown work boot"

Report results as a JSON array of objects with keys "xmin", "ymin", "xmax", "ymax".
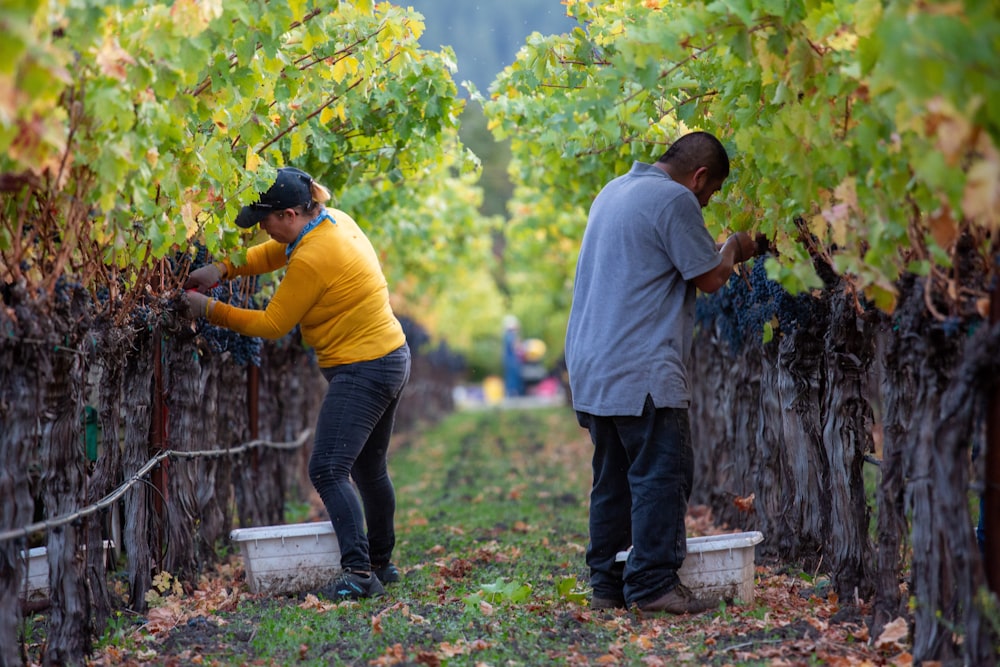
[
  {"xmin": 636, "ymin": 584, "xmax": 719, "ymax": 615},
  {"xmin": 591, "ymin": 596, "xmax": 626, "ymax": 610}
]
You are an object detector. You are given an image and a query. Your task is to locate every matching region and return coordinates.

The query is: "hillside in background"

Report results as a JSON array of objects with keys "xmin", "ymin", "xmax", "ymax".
[{"xmin": 403, "ymin": 0, "xmax": 575, "ymax": 97}]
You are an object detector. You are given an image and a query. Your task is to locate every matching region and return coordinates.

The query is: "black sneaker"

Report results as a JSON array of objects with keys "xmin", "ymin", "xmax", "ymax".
[
  {"xmin": 317, "ymin": 571, "xmax": 385, "ymax": 601},
  {"xmin": 373, "ymin": 562, "xmax": 401, "ymax": 585}
]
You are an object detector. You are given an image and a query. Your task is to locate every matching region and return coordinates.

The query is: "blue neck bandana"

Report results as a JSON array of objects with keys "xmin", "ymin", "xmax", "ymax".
[{"xmin": 286, "ymin": 209, "xmax": 335, "ymax": 258}]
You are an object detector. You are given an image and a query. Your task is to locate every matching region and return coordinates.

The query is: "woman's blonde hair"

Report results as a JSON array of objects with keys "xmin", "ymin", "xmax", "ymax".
[{"xmin": 309, "ymin": 180, "xmax": 332, "ymax": 204}]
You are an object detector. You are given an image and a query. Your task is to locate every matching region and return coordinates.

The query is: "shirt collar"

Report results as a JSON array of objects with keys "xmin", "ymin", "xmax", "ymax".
[{"xmin": 286, "ymin": 209, "xmax": 335, "ymax": 258}]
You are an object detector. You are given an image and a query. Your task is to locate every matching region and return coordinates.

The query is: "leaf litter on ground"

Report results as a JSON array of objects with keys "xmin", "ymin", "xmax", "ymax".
[{"xmin": 65, "ymin": 406, "xmax": 914, "ymax": 666}]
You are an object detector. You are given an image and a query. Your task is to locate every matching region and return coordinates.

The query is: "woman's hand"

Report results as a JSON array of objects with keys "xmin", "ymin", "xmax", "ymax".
[
  {"xmin": 181, "ymin": 291, "xmax": 211, "ymax": 319},
  {"xmin": 184, "ymin": 262, "xmax": 224, "ymax": 293}
]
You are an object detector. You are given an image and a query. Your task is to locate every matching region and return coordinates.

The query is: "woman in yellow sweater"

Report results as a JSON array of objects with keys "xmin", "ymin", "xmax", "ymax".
[{"xmin": 184, "ymin": 167, "xmax": 410, "ymax": 601}]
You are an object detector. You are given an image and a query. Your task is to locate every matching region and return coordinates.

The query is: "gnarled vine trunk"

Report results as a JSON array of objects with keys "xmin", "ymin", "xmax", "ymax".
[
  {"xmin": 162, "ymin": 324, "xmax": 207, "ymax": 580},
  {"xmin": 774, "ymin": 323, "xmax": 829, "ymax": 569},
  {"xmin": 0, "ymin": 288, "xmax": 457, "ymax": 665},
  {"xmin": 885, "ymin": 278, "xmax": 998, "ymax": 664},
  {"xmin": 692, "ymin": 286, "xmax": 878, "ymax": 600},
  {"xmin": 820, "ymin": 289, "xmax": 877, "ymax": 600},
  {"xmin": 84, "ymin": 325, "xmax": 131, "ymax": 637},
  {"xmin": 40, "ymin": 287, "xmax": 92, "ymax": 665},
  {"xmin": 693, "ymin": 274, "xmax": 999, "ymax": 666},
  {"xmin": 122, "ymin": 326, "xmax": 155, "ymax": 613},
  {"xmin": 0, "ymin": 285, "xmax": 49, "ymax": 667}
]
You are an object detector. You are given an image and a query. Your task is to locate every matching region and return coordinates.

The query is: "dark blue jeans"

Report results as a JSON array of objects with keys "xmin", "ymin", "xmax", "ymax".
[
  {"xmin": 580, "ymin": 395, "xmax": 693, "ymax": 606},
  {"xmin": 311, "ymin": 344, "xmax": 410, "ymax": 572}
]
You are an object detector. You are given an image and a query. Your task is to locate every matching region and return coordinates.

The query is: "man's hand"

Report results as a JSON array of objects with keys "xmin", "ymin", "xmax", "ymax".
[
  {"xmin": 181, "ymin": 290, "xmax": 211, "ymax": 319},
  {"xmin": 730, "ymin": 232, "xmax": 757, "ymax": 264},
  {"xmin": 184, "ymin": 262, "xmax": 224, "ymax": 293}
]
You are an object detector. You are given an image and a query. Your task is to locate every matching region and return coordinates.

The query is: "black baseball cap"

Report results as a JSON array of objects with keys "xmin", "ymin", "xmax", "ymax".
[{"xmin": 235, "ymin": 167, "xmax": 314, "ymax": 228}]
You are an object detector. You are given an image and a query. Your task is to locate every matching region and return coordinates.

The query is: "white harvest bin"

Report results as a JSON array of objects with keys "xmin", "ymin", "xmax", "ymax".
[
  {"xmin": 229, "ymin": 521, "xmax": 341, "ymax": 595},
  {"xmin": 22, "ymin": 547, "xmax": 49, "ymax": 600},
  {"xmin": 616, "ymin": 531, "xmax": 764, "ymax": 603},
  {"xmin": 20, "ymin": 541, "xmax": 115, "ymax": 601}
]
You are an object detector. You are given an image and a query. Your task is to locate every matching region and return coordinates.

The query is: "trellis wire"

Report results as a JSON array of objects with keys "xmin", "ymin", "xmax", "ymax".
[{"xmin": 0, "ymin": 428, "xmax": 312, "ymax": 544}]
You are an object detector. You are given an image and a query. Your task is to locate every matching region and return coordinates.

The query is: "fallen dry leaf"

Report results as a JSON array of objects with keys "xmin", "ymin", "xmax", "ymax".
[
  {"xmin": 875, "ymin": 617, "xmax": 910, "ymax": 650},
  {"xmin": 890, "ymin": 651, "xmax": 915, "ymax": 666},
  {"xmin": 733, "ymin": 493, "xmax": 755, "ymax": 513}
]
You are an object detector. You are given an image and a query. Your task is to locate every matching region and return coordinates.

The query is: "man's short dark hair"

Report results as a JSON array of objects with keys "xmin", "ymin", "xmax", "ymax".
[{"xmin": 657, "ymin": 132, "xmax": 730, "ymax": 181}]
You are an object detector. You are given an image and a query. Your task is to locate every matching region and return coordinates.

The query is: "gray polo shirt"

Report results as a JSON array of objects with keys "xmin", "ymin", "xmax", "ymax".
[{"xmin": 565, "ymin": 162, "xmax": 721, "ymax": 416}]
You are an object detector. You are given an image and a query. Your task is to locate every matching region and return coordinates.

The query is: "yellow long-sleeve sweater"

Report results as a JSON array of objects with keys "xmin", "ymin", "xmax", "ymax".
[{"xmin": 208, "ymin": 208, "xmax": 405, "ymax": 368}]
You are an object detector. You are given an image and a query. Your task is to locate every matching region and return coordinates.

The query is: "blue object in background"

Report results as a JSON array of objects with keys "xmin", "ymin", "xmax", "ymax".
[{"xmin": 502, "ymin": 316, "xmax": 524, "ymax": 397}]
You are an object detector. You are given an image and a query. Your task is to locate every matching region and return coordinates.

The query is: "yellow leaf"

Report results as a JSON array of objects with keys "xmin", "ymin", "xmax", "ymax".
[
  {"xmin": 289, "ymin": 130, "xmax": 307, "ymax": 160},
  {"xmin": 245, "ymin": 148, "xmax": 261, "ymax": 172},
  {"xmin": 302, "ymin": 28, "xmax": 320, "ymax": 53},
  {"xmin": 181, "ymin": 202, "xmax": 200, "ymax": 238},
  {"xmin": 807, "ymin": 213, "xmax": 828, "ymax": 239},
  {"xmin": 331, "ymin": 56, "xmax": 359, "ymax": 84},
  {"xmin": 382, "ymin": 20, "xmax": 403, "ymax": 42},
  {"xmin": 826, "ymin": 30, "xmax": 858, "ymax": 52},
  {"xmin": 319, "ymin": 107, "xmax": 335, "ymax": 125},
  {"xmin": 211, "ymin": 107, "xmax": 229, "ymax": 133},
  {"xmin": 288, "ymin": 0, "xmax": 307, "ymax": 22},
  {"xmin": 834, "ymin": 177, "xmax": 858, "ymax": 211},
  {"xmin": 863, "ymin": 281, "xmax": 898, "ymax": 314},
  {"xmin": 407, "ymin": 16, "xmax": 425, "ymax": 40}
]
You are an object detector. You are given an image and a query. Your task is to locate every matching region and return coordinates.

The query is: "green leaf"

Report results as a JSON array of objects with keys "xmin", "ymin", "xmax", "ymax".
[{"xmin": 556, "ymin": 576, "xmax": 588, "ymax": 604}]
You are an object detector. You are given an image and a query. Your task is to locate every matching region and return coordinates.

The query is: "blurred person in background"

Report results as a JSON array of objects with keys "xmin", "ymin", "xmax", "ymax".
[{"xmin": 502, "ymin": 314, "xmax": 525, "ymax": 398}]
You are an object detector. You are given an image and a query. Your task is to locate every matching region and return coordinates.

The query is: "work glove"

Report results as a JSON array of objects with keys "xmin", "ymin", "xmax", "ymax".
[
  {"xmin": 184, "ymin": 262, "xmax": 224, "ymax": 293},
  {"xmin": 181, "ymin": 290, "xmax": 211, "ymax": 319}
]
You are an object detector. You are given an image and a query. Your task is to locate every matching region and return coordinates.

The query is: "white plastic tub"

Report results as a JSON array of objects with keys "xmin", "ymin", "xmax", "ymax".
[
  {"xmin": 229, "ymin": 521, "xmax": 341, "ymax": 595},
  {"xmin": 21, "ymin": 547, "xmax": 49, "ymax": 600},
  {"xmin": 19, "ymin": 541, "xmax": 114, "ymax": 601},
  {"xmin": 616, "ymin": 531, "xmax": 764, "ymax": 603}
]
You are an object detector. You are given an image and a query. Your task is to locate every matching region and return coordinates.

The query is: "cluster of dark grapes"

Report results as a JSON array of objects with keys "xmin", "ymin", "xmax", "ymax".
[
  {"xmin": 131, "ymin": 304, "xmax": 155, "ymax": 328},
  {"xmin": 173, "ymin": 245, "xmax": 264, "ymax": 366},
  {"xmin": 695, "ymin": 256, "xmax": 818, "ymax": 354},
  {"xmin": 171, "ymin": 243, "xmax": 209, "ymax": 276},
  {"xmin": 52, "ymin": 275, "xmax": 85, "ymax": 305},
  {"xmin": 195, "ymin": 277, "xmax": 263, "ymax": 367}
]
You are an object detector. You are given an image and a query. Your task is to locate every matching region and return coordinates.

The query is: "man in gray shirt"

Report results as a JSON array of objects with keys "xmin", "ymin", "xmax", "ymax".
[{"xmin": 565, "ymin": 132, "xmax": 757, "ymax": 613}]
